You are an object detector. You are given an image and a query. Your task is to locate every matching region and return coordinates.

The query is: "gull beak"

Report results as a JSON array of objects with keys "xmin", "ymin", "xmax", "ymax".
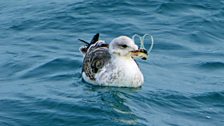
[{"xmin": 131, "ymin": 49, "xmax": 148, "ymax": 60}]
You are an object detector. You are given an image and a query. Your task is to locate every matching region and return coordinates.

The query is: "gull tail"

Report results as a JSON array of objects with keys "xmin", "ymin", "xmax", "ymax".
[{"xmin": 79, "ymin": 33, "xmax": 100, "ymax": 55}]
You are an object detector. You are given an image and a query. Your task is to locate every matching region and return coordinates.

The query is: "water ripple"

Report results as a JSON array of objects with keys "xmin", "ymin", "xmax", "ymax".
[
  {"xmin": 19, "ymin": 58, "xmax": 81, "ymax": 79},
  {"xmin": 197, "ymin": 61, "xmax": 224, "ymax": 70},
  {"xmin": 1, "ymin": 0, "xmax": 224, "ymax": 126}
]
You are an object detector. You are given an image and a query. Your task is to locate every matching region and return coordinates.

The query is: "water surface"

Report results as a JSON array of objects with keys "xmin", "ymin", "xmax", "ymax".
[{"xmin": 0, "ymin": 0, "xmax": 224, "ymax": 126}]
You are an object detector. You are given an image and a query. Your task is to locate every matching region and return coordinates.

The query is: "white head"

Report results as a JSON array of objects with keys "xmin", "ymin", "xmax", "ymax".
[{"xmin": 109, "ymin": 36, "xmax": 139, "ymax": 57}]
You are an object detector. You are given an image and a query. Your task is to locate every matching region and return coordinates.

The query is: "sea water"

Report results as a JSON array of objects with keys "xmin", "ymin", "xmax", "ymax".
[{"xmin": 0, "ymin": 0, "xmax": 223, "ymax": 126}]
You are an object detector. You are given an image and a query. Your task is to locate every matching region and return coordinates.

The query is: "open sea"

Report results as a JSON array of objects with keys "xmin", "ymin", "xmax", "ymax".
[{"xmin": 0, "ymin": 0, "xmax": 224, "ymax": 126}]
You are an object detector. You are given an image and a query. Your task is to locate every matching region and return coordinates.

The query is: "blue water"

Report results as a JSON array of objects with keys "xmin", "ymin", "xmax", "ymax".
[{"xmin": 0, "ymin": 0, "xmax": 224, "ymax": 125}]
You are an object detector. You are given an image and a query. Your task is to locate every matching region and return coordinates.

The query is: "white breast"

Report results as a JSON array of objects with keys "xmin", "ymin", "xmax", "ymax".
[{"xmin": 95, "ymin": 56, "xmax": 144, "ymax": 87}]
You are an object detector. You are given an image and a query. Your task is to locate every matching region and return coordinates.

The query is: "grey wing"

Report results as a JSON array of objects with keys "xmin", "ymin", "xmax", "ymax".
[{"xmin": 82, "ymin": 47, "xmax": 111, "ymax": 80}]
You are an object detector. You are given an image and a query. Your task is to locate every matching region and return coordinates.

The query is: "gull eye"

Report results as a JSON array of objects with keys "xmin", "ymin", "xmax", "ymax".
[{"xmin": 120, "ymin": 44, "xmax": 128, "ymax": 48}]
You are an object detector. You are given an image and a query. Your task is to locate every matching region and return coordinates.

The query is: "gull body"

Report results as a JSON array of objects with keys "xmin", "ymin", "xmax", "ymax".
[{"xmin": 80, "ymin": 34, "xmax": 145, "ymax": 87}]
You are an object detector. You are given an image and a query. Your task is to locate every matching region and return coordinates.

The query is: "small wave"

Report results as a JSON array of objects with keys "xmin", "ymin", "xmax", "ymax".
[
  {"xmin": 0, "ymin": 61, "xmax": 29, "ymax": 79},
  {"xmin": 197, "ymin": 61, "xmax": 224, "ymax": 70},
  {"xmin": 155, "ymin": 2, "xmax": 207, "ymax": 15},
  {"xmin": 155, "ymin": 42, "xmax": 188, "ymax": 51},
  {"xmin": 20, "ymin": 58, "xmax": 81, "ymax": 79},
  {"xmin": 9, "ymin": 19, "xmax": 40, "ymax": 31},
  {"xmin": 191, "ymin": 91, "xmax": 224, "ymax": 105}
]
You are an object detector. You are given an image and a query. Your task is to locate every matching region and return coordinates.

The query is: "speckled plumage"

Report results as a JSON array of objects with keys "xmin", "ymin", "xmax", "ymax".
[
  {"xmin": 82, "ymin": 43, "xmax": 111, "ymax": 80},
  {"xmin": 80, "ymin": 34, "xmax": 144, "ymax": 87}
]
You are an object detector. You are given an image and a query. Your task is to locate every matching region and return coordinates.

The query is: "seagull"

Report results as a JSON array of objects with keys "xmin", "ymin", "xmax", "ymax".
[{"xmin": 79, "ymin": 33, "xmax": 148, "ymax": 87}]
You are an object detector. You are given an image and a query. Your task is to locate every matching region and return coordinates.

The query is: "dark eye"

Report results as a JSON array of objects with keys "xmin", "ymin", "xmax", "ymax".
[{"xmin": 120, "ymin": 44, "xmax": 128, "ymax": 48}]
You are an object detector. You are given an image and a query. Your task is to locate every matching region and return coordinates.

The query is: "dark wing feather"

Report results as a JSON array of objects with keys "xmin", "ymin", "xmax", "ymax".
[
  {"xmin": 80, "ymin": 33, "xmax": 110, "ymax": 80},
  {"xmin": 79, "ymin": 33, "xmax": 100, "ymax": 54},
  {"xmin": 83, "ymin": 46, "xmax": 111, "ymax": 80},
  {"xmin": 79, "ymin": 33, "xmax": 99, "ymax": 46},
  {"xmin": 90, "ymin": 33, "xmax": 99, "ymax": 45}
]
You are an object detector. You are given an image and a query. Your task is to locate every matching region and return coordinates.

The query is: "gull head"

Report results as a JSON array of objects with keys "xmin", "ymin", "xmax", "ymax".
[{"xmin": 109, "ymin": 36, "xmax": 148, "ymax": 59}]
